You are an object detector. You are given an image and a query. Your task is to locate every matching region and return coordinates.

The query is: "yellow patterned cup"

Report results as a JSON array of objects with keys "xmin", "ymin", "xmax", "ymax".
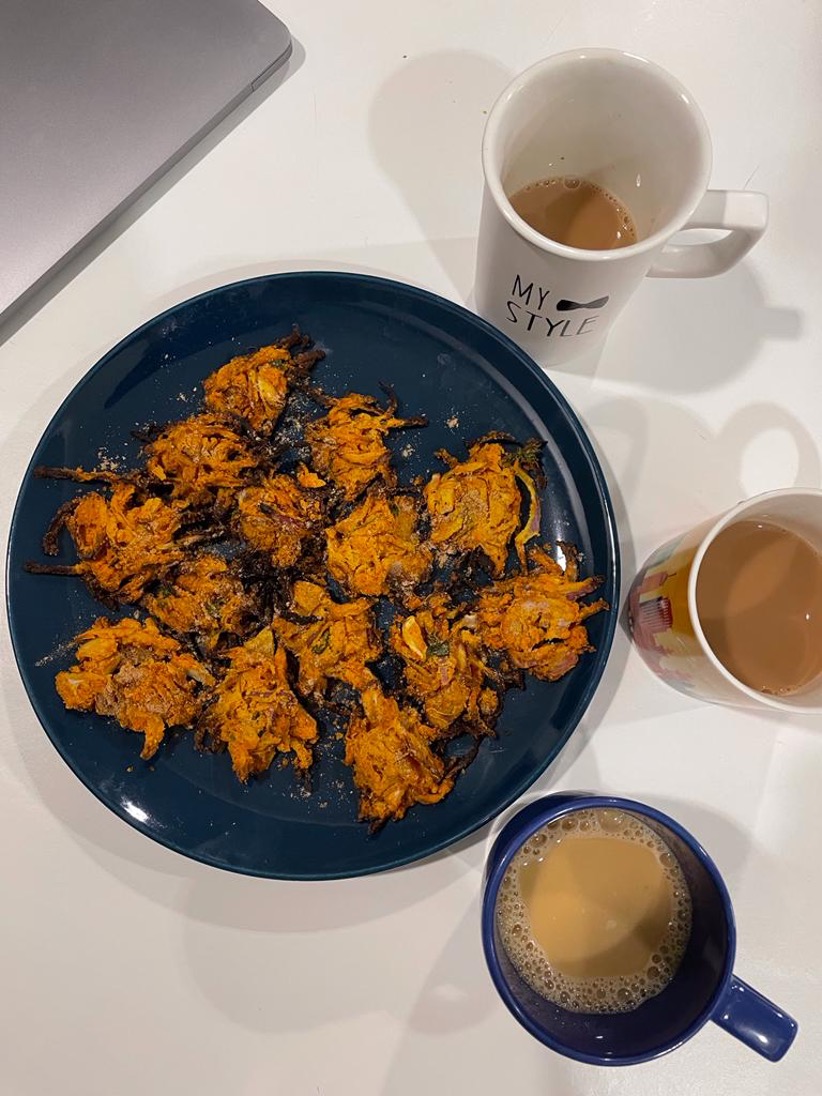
[{"xmin": 626, "ymin": 488, "xmax": 822, "ymax": 713}]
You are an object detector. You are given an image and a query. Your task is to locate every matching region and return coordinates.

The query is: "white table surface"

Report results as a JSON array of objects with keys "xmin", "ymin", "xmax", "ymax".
[{"xmin": 2, "ymin": 2, "xmax": 820, "ymax": 1093}]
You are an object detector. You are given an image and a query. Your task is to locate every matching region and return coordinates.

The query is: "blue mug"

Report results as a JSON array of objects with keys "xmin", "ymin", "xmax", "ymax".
[{"xmin": 481, "ymin": 794, "xmax": 798, "ymax": 1066}]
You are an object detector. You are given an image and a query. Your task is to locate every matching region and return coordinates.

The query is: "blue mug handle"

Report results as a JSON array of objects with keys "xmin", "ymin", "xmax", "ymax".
[{"xmin": 712, "ymin": 976, "xmax": 798, "ymax": 1061}]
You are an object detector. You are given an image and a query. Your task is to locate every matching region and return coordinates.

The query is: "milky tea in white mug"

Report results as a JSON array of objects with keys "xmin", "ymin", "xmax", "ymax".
[
  {"xmin": 508, "ymin": 176, "xmax": 638, "ymax": 251},
  {"xmin": 475, "ymin": 49, "xmax": 768, "ymax": 365},
  {"xmin": 496, "ymin": 808, "xmax": 692, "ymax": 1014}
]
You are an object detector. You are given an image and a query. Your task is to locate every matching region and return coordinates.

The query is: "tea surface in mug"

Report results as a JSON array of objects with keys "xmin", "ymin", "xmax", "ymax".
[
  {"xmin": 695, "ymin": 519, "xmax": 822, "ymax": 695},
  {"xmin": 508, "ymin": 176, "xmax": 637, "ymax": 250},
  {"xmin": 497, "ymin": 809, "xmax": 692, "ymax": 1014}
]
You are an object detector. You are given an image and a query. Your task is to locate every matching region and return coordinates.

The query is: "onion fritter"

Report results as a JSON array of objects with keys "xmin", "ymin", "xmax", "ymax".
[
  {"xmin": 305, "ymin": 391, "xmax": 424, "ymax": 501},
  {"xmin": 424, "ymin": 440, "xmax": 541, "ymax": 575},
  {"xmin": 55, "ymin": 616, "xmax": 214, "ymax": 760},
  {"xmin": 273, "ymin": 579, "xmax": 381, "ymax": 697},
  {"xmin": 326, "ymin": 492, "xmax": 433, "ymax": 598},
  {"xmin": 345, "ymin": 684, "xmax": 454, "ymax": 825},
  {"xmin": 39, "ymin": 483, "xmax": 187, "ymax": 603},
  {"xmin": 200, "ymin": 627, "xmax": 318, "ymax": 781},
  {"xmin": 390, "ymin": 592, "xmax": 500, "ymax": 733},
  {"xmin": 203, "ymin": 331, "xmax": 324, "ymax": 433},
  {"xmin": 474, "ymin": 546, "xmax": 608, "ymax": 681},
  {"xmin": 142, "ymin": 554, "xmax": 257, "ymax": 652},
  {"xmin": 235, "ymin": 470, "xmax": 325, "ymax": 569},
  {"xmin": 144, "ymin": 413, "xmax": 259, "ymax": 507}
]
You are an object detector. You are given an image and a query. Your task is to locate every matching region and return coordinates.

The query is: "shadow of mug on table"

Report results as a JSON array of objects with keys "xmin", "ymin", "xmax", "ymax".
[
  {"xmin": 369, "ymin": 50, "xmax": 513, "ymax": 301},
  {"xmin": 555, "ymin": 258, "xmax": 802, "ymax": 393}
]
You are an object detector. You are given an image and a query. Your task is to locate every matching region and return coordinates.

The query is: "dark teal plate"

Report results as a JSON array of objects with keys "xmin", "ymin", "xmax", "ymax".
[{"xmin": 6, "ymin": 272, "xmax": 619, "ymax": 878}]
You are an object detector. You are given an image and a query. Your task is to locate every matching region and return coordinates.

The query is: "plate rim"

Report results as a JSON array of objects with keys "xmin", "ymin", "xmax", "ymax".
[{"xmin": 6, "ymin": 270, "xmax": 621, "ymax": 878}]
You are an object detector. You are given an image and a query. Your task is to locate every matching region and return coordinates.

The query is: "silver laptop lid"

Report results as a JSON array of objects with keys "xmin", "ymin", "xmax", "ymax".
[{"xmin": 0, "ymin": 0, "xmax": 291, "ymax": 323}]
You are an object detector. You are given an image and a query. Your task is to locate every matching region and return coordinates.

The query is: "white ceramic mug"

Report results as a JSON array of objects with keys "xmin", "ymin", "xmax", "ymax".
[{"xmin": 474, "ymin": 49, "xmax": 769, "ymax": 366}]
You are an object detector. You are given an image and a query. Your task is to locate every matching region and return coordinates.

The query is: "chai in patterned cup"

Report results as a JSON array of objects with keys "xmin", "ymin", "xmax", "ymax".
[{"xmin": 627, "ymin": 488, "xmax": 822, "ymax": 712}]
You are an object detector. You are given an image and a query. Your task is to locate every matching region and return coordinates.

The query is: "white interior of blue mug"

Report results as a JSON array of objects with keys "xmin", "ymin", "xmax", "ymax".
[{"xmin": 483, "ymin": 49, "xmax": 712, "ymax": 257}]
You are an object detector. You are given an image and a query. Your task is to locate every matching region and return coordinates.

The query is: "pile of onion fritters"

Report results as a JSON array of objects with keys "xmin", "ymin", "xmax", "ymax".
[{"xmin": 28, "ymin": 329, "xmax": 607, "ymax": 829}]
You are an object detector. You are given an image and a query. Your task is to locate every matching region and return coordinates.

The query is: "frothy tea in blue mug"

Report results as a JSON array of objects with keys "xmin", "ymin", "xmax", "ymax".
[
  {"xmin": 483, "ymin": 794, "xmax": 797, "ymax": 1064},
  {"xmin": 496, "ymin": 807, "xmax": 691, "ymax": 1013}
]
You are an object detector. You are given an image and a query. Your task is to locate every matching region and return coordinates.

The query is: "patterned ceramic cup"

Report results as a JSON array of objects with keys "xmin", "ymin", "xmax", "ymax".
[{"xmin": 627, "ymin": 488, "xmax": 822, "ymax": 712}]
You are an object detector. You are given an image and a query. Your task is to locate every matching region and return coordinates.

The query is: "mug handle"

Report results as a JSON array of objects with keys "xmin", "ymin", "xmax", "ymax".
[
  {"xmin": 646, "ymin": 190, "xmax": 768, "ymax": 278},
  {"xmin": 711, "ymin": 975, "xmax": 798, "ymax": 1061}
]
